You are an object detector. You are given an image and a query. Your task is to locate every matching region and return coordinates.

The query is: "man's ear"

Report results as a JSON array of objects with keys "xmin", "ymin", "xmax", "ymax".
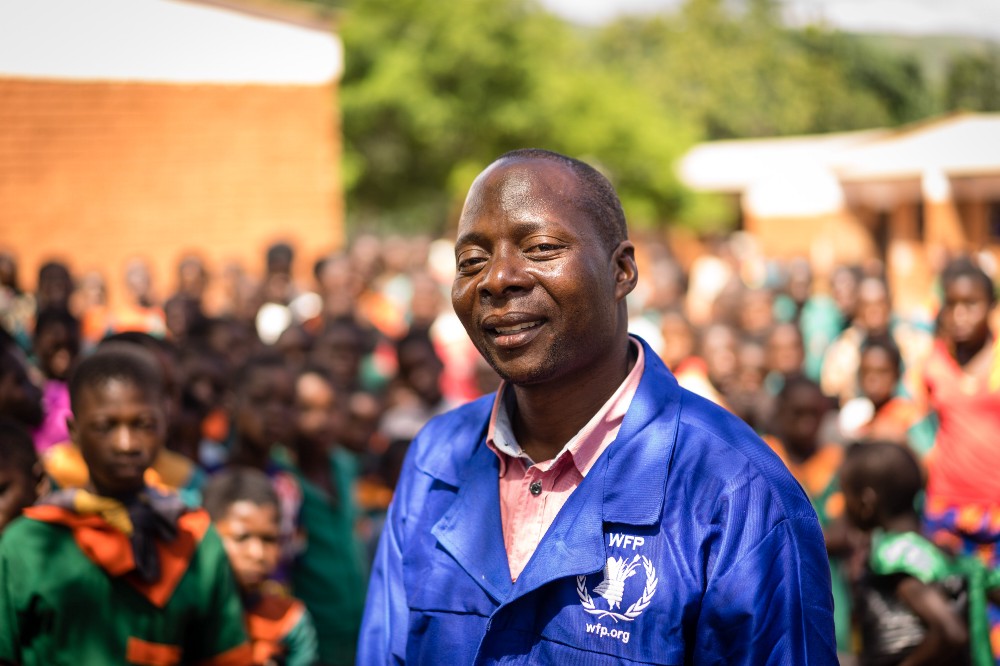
[
  {"xmin": 612, "ymin": 241, "xmax": 639, "ymax": 301},
  {"xmin": 33, "ymin": 461, "xmax": 50, "ymax": 499}
]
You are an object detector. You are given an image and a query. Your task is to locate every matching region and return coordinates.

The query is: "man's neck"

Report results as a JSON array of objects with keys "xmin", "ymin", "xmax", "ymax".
[{"xmin": 510, "ymin": 339, "xmax": 636, "ymax": 463}]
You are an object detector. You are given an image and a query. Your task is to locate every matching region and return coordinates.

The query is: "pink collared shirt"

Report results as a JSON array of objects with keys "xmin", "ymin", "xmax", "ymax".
[{"xmin": 487, "ymin": 338, "xmax": 645, "ymax": 581}]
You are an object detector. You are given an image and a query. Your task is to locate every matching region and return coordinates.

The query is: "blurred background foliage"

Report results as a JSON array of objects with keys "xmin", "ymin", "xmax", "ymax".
[{"xmin": 302, "ymin": 0, "xmax": 1000, "ymax": 235}]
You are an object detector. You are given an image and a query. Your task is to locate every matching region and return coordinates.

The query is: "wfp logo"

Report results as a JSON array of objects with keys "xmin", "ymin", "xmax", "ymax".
[{"xmin": 577, "ymin": 554, "xmax": 658, "ymax": 631}]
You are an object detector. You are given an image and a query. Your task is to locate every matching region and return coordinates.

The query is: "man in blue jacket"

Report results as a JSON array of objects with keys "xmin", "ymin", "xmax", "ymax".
[{"xmin": 358, "ymin": 149, "xmax": 837, "ymax": 665}]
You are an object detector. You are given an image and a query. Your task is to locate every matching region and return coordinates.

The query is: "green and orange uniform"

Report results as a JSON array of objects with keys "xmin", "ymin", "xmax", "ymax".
[
  {"xmin": 0, "ymin": 488, "xmax": 250, "ymax": 666},
  {"xmin": 245, "ymin": 593, "xmax": 318, "ymax": 666}
]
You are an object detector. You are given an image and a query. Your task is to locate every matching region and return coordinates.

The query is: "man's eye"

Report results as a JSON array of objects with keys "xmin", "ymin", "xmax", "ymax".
[{"xmin": 457, "ymin": 255, "xmax": 487, "ymax": 272}]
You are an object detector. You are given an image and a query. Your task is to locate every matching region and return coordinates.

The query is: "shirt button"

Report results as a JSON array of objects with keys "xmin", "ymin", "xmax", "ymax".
[{"xmin": 529, "ymin": 481, "xmax": 542, "ymax": 496}]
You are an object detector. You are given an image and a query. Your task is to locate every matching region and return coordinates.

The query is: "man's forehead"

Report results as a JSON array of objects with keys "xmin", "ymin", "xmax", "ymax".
[{"xmin": 460, "ymin": 158, "xmax": 582, "ymax": 226}]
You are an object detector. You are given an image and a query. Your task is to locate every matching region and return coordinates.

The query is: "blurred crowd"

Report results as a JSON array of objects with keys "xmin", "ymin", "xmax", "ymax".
[{"xmin": 0, "ymin": 230, "xmax": 999, "ymax": 665}]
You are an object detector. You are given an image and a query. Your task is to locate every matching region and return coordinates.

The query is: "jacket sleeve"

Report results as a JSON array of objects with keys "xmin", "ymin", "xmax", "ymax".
[
  {"xmin": 356, "ymin": 460, "xmax": 416, "ymax": 665},
  {"xmin": 692, "ymin": 515, "xmax": 838, "ymax": 665},
  {"xmin": 0, "ymin": 539, "xmax": 20, "ymax": 664}
]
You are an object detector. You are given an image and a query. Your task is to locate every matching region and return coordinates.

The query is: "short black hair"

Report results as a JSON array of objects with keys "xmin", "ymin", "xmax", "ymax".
[
  {"xmin": 860, "ymin": 334, "xmax": 902, "ymax": 374},
  {"xmin": 941, "ymin": 257, "xmax": 996, "ymax": 305},
  {"xmin": 0, "ymin": 417, "xmax": 38, "ymax": 479},
  {"xmin": 33, "ymin": 306, "xmax": 81, "ymax": 347},
  {"xmin": 841, "ymin": 442, "xmax": 923, "ymax": 518},
  {"xmin": 68, "ymin": 344, "xmax": 165, "ymax": 413},
  {"xmin": 202, "ymin": 467, "xmax": 280, "ymax": 522},
  {"xmin": 495, "ymin": 148, "xmax": 628, "ymax": 253}
]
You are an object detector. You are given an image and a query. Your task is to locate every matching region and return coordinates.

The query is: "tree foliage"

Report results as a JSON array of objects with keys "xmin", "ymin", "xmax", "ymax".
[{"xmin": 336, "ymin": 0, "xmax": 986, "ymax": 233}]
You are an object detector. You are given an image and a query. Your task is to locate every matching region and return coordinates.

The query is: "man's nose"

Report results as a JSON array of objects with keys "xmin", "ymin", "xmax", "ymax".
[
  {"xmin": 479, "ymin": 248, "xmax": 531, "ymax": 299},
  {"xmin": 112, "ymin": 425, "xmax": 140, "ymax": 453}
]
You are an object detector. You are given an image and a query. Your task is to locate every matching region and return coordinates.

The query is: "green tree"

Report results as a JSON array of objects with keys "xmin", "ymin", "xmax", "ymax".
[
  {"xmin": 944, "ymin": 48, "xmax": 1000, "ymax": 112},
  {"xmin": 339, "ymin": 0, "xmax": 697, "ymax": 234}
]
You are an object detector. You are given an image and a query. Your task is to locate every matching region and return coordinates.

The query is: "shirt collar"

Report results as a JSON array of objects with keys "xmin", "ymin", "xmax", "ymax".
[{"xmin": 487, "ymin": 336, "xmax": 645, "ymax": 476}]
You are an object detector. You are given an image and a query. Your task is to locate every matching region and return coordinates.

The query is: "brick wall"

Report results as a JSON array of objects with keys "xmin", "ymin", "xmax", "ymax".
[{"xmin": 0, "ymin": 77, "xmax": 343, "ymax": 307}]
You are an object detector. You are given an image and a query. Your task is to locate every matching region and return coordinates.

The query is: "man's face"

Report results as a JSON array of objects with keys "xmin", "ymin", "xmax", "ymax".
[
  {"xmin": 216, "ymin": 501, "xmax": 281, "ymax": 593},
  {"xmin": 451, "ymin": 158, "xmax": 635, "ymax": 386},
  {"xmin": 69, "ymin": 379, "xmax": 165, "ymax": 498}
]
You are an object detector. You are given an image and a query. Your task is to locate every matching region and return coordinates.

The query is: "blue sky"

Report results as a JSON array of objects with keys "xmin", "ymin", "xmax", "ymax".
[{"xmin": 539, "ymin": 0, "xmax": 1000, "ymax": 40}]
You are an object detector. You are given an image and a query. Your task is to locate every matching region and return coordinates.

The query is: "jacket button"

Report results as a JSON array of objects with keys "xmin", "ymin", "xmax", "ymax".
[{"xmin": 529, "ymin": 481, "xmax": 542, "ymax": 496}]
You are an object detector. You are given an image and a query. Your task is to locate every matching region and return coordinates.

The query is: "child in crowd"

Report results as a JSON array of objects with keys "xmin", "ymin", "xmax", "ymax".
[
  {"xmin": 0, "ymin": 345, "xmax": 250, "ymax": 664},
  {"xmin": 841, "ymin": 442, "xmax": 970, "ymax": 665},
  {"xmin": 43, "ymin": 333, "xmax": 205, "ymax": 505},
  {"xmin": 0, "ymin": 418, "xmax": 44, "ymax": 534},
  {"xmin": 764, "ymin": 374, "xmax": 853, "ymax": 652},
  {"xmin": 839, "ymin": 335, "xmax": 922, "ymax": 449},
  {"xmin": 223, "ymin": 353, "xmax": 303, "ymax": 587},
  {"xmin": 203, "ymin": 467, "xmax": 318, "ymax": 666},
  {"xmin": 29, "ymin": 306, "xmax": 80, "ymax": 452},
  {"xmin": 286, "ymin": 366, "xmax": 367, "ymax": 666},
  {"xmin": 0, "ymin": 335, "xmax": 43, "ymax": 435}
]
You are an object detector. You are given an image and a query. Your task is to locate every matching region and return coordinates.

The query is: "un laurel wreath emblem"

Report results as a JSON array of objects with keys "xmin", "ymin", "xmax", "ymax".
[{"xmin": 577, "ymin": 554, "xmax": 658, "ymax": 622}]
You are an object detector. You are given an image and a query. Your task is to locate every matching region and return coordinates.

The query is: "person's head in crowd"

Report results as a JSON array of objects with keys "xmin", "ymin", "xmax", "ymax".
[
  {"xmin": 202, "ymin": 467, "xmax": 281, "ymax": 595},
  {"xmin": 830, "ymin": 265, "xmax": 861, "ymax": 327},
  {"xmin": 700, "ymin": 323, "xmax": 739, "ymax": 396},
  {"xmin": 786, "ymin": 258, "xmax": 813, "ymax": 312},
  {"xmin": 349, "ymin": 233, "xmax": 384, "ymax": 288},
  {"xmin": 645, "ymin": 256, "xmax": 686, "ymax": 312},
  {"xmin": 659, "ymin": 308, "xmax": 696, "ymax": 372},
  {"xmin": 194, "ymin": 316, "xmax": 259, "ymax": 375},
  {"xmin": 858, "ymin": 334, "xmax": 902, "ymax": 412},
  {"xmin": 729, "ymin": 337, "xmax": 771, "ymax": 432},
  {"xmin": 408, "ymin": 270, "xmax": 444, "ymax": 331},
  {"xmin": 735, "ymin": 338, "xmax": 767, "ymax": 395},
  {"xmin": 274, "ymin": 325, "xmax": 313, "ymax": 375},
  {"xmin": 0, "ymin": 251, "xmax": 20, "ymax": 293},
  {"xmin": 32, "ymin": 307, "xmax": 81, "ymax": 382},
  {"xmin": 395, "ymin": 329, "xmax": 444, "ymax": 409},
  {"xmin": 294, "ymin": 366, "xmax": 340, "ymax": 451},
  {"xmin": 176, "ymin": 254, "xmax": 208, "ymax": 302},
  {"xmin": 123, "ymin": 257, "xmax": 156, "ymax": 308},
  {"xmin": 36, "ymin": 261, "xmax": 73, "ymax": 310},
  {"xmin": 262, "ymin": 242, "xmax": 295, "ymax": 306},
  {"xmin": 0, "ymin": 336, "xmax": 43, "ymax": 429},
  {"xmin": 738, "ymin": 287, "xmax": 775, "ymax": 341},
  {"xmin": 229, "ymin": 353, "xmax": 295, "ymax": 467},
  {"xmin": 316, "ymin": 252, "xmax": 363, "ymax": 320},
  {"xmin": 0, "ymin": 418, "xmax": 44, "ymax": 533},
  {"xmin": 339, "ymin": 389, "xmax": 384, "ymax": 455},
  {"xmin": 937, "ymin": 257, "xmax": 995, "ymax": 361},
  {"xmin": 765, "ymin": 322, "xmax": 805, "ymax": 378},
  {"xmin": 67, "ymin": 344, "xmax": 167, "ymax": 499},
  {"xmin": 163, "ymin": 294, "xmax": 204, "ymax": 343},
  {"xmin": 854, "ymin": 276, "xmax": 891, "ymax": 336},
  {"xmin": 772, "ymin": 374, "xmax": 830, "ymax": 461},
  {"xmin": 840, "ymin": 441, "xmax": 923, "ymax": 532},
  {"xmin": 310, "ymin": 318, "xmax": 369, "ymax": 391}
]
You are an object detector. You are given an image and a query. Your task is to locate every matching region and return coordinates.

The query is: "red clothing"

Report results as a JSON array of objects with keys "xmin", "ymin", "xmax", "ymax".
[
  {"xmin": 487, "ymin": 340, "xmax": 644, "ymax": 581},
  {"xmin": 921, "ymin": 339, "xmax": 1000, "ymax": 508}
]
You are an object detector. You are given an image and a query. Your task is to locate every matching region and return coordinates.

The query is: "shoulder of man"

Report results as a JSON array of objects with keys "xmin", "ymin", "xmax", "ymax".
[
  {"xmin": 670, "ymin": 384, "xmax": 819, "ymax": 530},
  {"xmin": 406, "ymin": 394, "xmax": 495, "ymax": 486}
]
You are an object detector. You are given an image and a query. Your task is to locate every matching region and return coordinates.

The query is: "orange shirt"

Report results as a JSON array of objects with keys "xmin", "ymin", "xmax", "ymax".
[
  {"xmin": 919, "ymin": 339, "xmax": 1000, "ymax": 508},
  {"xmin": 487, "ymin": 339, "xmax": 644, "ymax": 581}
]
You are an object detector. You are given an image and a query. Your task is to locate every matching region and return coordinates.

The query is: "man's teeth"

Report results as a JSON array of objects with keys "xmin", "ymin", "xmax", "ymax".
[{"xmin": 495, "ymin": 321, "xmax": 540, "ymax": 335}]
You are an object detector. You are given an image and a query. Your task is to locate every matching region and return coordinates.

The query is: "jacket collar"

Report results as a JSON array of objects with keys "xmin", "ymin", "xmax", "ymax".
[{"xmin": 429, "ymin": 336, "xmax": 683, "ymax": 603}]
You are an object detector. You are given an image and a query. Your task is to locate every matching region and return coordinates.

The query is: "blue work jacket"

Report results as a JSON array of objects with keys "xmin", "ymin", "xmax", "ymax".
[{"xmin": 358, "ymin": 338, "xmax": 837, "ymax": 665}]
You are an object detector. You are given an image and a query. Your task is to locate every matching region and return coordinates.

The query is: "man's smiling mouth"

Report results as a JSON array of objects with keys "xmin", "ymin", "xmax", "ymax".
[{"xmin": 494, "ymin": 321, "xmax": 542, "ymax": 335}]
